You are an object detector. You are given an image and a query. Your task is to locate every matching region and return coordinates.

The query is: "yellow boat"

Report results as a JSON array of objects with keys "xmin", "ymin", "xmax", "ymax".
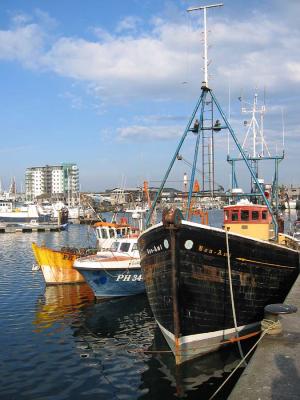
[{"xmin": 32, "ymin": 242, "xmax": 96, "ymax": 285}]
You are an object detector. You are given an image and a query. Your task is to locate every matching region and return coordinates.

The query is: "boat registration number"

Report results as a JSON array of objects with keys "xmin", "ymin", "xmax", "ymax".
[{"xmin": 116, "ymin": 274, "xmax": 143, "ymax": 281}]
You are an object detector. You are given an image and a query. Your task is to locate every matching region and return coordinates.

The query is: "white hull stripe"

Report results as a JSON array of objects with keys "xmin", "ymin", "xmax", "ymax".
[{"xmin": 156, "ymin": 320, "xmax": 259, "ymax": 345}]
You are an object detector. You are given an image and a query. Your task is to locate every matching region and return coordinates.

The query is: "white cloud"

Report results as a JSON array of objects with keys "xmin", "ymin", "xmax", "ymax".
[
  {"xmin": 117, "ymin": 124, "xmax": 183, "ymax": 140},
  {"xmin": 0, "ymin": 23, "xmax": 44, "ymax": 67},
  {"xmin": 115, "ymin": 16, "xmax": 142, "ymax": 33},
  {"xmin": 1, "ymin": 9, "xmax": 299, "ymax": 99},
  {"xmin": 0, "ymin": 6, "xmax": 300, "ymax": 145},
  {"xmin": 59, "ymin": 91, "xmax": 84, "ymax": 109},
  {"xmin": 287, "ymin": 62, "xmax": 300, "ymax": 82}
]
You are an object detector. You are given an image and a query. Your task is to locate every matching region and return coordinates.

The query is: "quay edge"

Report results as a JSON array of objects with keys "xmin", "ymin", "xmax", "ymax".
[{"xmin": 228, "ymin": 273, "xmax": 300, "ymax": 400}]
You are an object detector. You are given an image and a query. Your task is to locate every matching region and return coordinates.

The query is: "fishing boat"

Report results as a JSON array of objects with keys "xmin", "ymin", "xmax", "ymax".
[
  {"xmin": 0, "ymin": 201, "xmax": 51, "ymax": 223},
  {"xmin": 32, "ymin": 209, "xmax": 144, "ymax": 286},
  {"xmin": 32, "ymin": 243, "xmax": 97, "ymax": 285},
  {"xmin": 137, "ymin": 4, "xmax": 300, "ymax": 364},
  {"xmin": 74, "ymin": 237, "xmax": 144, "ymax": 298}
]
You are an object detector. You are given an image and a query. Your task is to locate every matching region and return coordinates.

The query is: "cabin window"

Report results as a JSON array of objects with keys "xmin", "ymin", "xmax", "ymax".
[
  {"xmin": 110, "ymin": 241, "xmax": 119, "ymax": 252},
  {"xmin": 241, "ymin": 210, "xmax": 249, "ymax": 221},
  {"xmin": 109, "ymin": 229, "xmax": 115, "ymax": 238},
  {"xmin": 132, "ymin": 243, "xmax": 138, "ymax": 251},
  {"xmin": 262, "ymin": 211, "xmax": 268, "ymax": 220},
  {"xmin": 101, "ymin": 228, "xmax": 108, "ymax": 239},
  {"xmin": 252, "ymin": 211, "xmax": 259, "ymax": 220},
  {"xmin": 231, "ymin": 211, "xmax": 239, "ymax": 221},
  {"xmin": 119, "ymin": 242, "xmax": 130, "ymax": 252},
  {"xmin": 224, "ymin": 210, "xmax": 229, "ymax": 221}
]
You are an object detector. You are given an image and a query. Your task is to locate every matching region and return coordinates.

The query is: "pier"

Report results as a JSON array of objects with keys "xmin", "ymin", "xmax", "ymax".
[
  {"xmin": 228, "ymin": 274, "xmax": 300, "ymax": 400},
  {"xmin": 0, "ymin": 224, "xmax": 68, "ymax": 233}
]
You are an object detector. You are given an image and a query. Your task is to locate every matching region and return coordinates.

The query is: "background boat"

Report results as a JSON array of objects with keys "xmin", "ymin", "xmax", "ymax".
[
  {"xmin": 32, "ymin": 242, "xmax": 97, "ymax": 285},
  {"xmin": 74, "ymin": 237, "xmax": 144, "ymax": 298}
]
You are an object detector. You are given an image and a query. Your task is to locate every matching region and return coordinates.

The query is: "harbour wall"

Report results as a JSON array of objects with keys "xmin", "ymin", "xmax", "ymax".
[{"xmin": 228, "ymin": 273, "xmax": 300, "ymax": 399}]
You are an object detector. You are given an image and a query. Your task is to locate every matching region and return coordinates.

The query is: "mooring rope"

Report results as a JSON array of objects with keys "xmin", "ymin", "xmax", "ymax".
[
  {"xmin": 225, "ymin": 227, "xmax": 247, "ymax": 365},
  {"xmin": 261, "ymin": 318, "xmax": 282, "ymax": 334},
  {"xmin": 208, "ymin": 320, "xmax": 278, "ymax": 400}
]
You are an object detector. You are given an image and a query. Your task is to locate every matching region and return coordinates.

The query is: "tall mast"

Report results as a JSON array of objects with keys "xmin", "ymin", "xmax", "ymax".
[
  {"xmin": 187, "ymin": 3, "xmax": 223, "ymax": 88},
  {"xmin": 240, "ymin": 91, "xmax": 270, "ymax": 158},
  {"xmin": 147, "ymin": 3, "xmax": 279, "ymax": 237}
]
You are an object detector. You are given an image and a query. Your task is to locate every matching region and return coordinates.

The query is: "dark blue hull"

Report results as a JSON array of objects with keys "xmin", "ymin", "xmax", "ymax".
[{"xmin": 79, "ymin": 268, "xmax": 145, "ymax": 298}]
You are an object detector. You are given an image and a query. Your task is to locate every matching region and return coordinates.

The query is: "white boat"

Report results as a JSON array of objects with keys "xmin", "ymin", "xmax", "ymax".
[
  {"xmin": 285, "ymin": 200, "xmax": 297, "ymax": 209},
  {"xmin": 67, "ymin": 206, "xmax": 82, "ymax": 219},
  {"xmin": 0, "ymin": 201, "xmax": 50, "ymax": 223},
  {"xmin": 74, "ymin": 237, "xmax": 144, "ymax": 298}
]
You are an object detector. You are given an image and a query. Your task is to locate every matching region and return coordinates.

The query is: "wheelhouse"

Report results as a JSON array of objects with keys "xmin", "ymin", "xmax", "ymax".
[
  {"xmin": 223, "ymin": 203, "xmax": 273, "ymax": 240},
  {"xmin": 93, "ymin": 221, "xmax": 139, "ymax": 250}
]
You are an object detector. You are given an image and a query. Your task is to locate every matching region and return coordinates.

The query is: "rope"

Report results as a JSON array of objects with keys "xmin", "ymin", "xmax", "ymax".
[
  {"xmin": 208, "ymin": 320, "xmax": 278, "ymax": 400},
  {"xmin": 225, "ymin": 227, "xmax": 247, "ymax": 365},
  {"xmin": 261, "ymin": 318, "xmax": 282, "ymax": 334}
]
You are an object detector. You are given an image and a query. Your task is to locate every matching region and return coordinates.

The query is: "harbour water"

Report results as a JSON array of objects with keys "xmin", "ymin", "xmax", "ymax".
[{"xmin": 0, "ymin": 210, "xmax": 296, "ymax": 399}]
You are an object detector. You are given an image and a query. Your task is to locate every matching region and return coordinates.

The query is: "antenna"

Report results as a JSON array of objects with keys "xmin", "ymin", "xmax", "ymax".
[
  {"xmin": 240, "ymin": 91, "xmax": 270, "ymax": 158},
  {"xmin": 187, "ymin": 3, "xmax": 223, "ymax": 88},
  {"xmin": 281, "ymin": 107, "xmax": 285, "ymax": 151}
]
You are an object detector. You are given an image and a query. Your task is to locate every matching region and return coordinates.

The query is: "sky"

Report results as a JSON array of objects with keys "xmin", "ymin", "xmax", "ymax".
[{"xmin": 0, "ymin": 0, "xmax": 299, "ymax": 192}]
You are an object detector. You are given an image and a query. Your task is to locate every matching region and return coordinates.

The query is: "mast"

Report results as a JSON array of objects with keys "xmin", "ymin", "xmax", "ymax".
[
  {"xmin": 240, "ymin": 91, "xmax": 270, "ymax": 159},
  {"xmin": 187, "ymin": 3, "xmax": 223, "ymax": 88},
  {"xmin": 146, "ymin": 3, "xmax": 278, "ymax": 237}
]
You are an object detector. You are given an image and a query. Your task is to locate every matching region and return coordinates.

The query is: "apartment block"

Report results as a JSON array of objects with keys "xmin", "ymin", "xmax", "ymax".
[{"xmin": 25, "ymin": 163, "xmax": 79, "ymax": 200}]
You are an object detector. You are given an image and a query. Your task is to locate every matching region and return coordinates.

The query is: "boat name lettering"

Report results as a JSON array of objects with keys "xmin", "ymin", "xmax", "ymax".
[
  {"xmin": 116, "ymin": 274, "xmax": 143, "ymax": 281},
  {"xmin": 129, "ymin": 259, "xmax": 140, "ymax": 265},
  {"xmin": 146, "ymin": 244, "xmax": 163, "ymax": 255},
  {"xmin": 198, "ymin": 245, "xmax": 229, "ymax": 257},
  {"xmin": 62, "ymin": 254, "xmax": 73, "ymax": 260}
]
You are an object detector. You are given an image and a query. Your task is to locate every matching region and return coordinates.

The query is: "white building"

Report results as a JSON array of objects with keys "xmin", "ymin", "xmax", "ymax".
[{"xmin": 25, "ymin": 163, "xmax": 79, "ymax": 201}]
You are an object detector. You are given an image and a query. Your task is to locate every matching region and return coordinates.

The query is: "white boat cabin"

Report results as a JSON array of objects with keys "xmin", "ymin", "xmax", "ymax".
[
  {"xmin": 94, "ymin": 221, "xmax": 139, "ymax": 250},
  {"xmin": 109, "ymin": 238, "xmax": 139, "ymax": 258},
  {"xmin": 0, "ymin": 201, "xmax": 13, "ymax": 212}
]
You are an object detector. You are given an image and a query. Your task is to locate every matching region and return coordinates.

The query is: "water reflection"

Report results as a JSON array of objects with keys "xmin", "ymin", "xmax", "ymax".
[
  {"xmin": 68, "ymin": 294, "xmax": 247, "ymax": 399},
  {"xmin": 138, "ymin": 327, "xmax": 247, "ymax": 400},
  {"xmin": 33, "ymin": 283, "xmax": 94, "ymax": 331},
  {"xmin": 70, "ymin": 294, "xmax": 157, "ymax": 399},
  {"xmin": 0, "ymin": 221, "xmax": 255, "ymax": 400}
]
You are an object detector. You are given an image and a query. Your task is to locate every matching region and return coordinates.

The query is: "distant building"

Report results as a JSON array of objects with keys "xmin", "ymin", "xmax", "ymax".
[
  {"xmin": 286, "ymin": 185, "xmax": 300, "ymax": 200},
  {"xmin": 25, "ymin": 163, "xmax": 79, "ymax": 201},
  {"xmin": 103, "ymin": 186, "xmax": 182, "ymax": 205}
]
